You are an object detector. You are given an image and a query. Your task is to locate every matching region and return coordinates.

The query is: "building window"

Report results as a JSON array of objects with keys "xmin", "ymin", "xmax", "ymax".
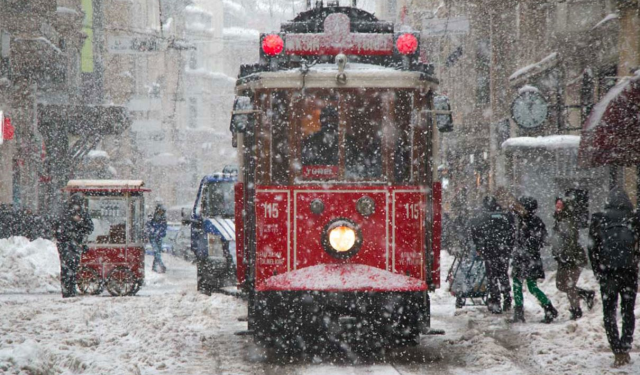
[
  {"xmin": 476, "ymin": 39, "xmax": 491, "ymax": 105},
  {"xmin": 189, "ymin": 51, "xmax": 198, "ymax": 70},
  {"xmin": 597, "ymin": 65, "xmax": 617, "ymax": 100},
  {"xmin": 0, "ymin": 31, "xmax": 10, "ymax": 79},
  {"xmin": 188, "ymin": 98, "xmax": 198, "ymax": 128}
]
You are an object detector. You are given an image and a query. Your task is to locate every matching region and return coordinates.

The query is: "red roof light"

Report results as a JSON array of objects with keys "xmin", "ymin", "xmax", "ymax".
[
  {"xmin": 396, "ymin": 33, "xmax": 418, "ymax": 55},
  {"xmin": 262, "ymin": 34, "xmax": 284, "ymax": 56}
]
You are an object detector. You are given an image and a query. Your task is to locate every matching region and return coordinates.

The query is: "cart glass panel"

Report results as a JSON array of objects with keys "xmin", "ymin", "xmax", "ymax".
[
  {"xmin": 87, "ymin": 197, "xmax": 128, "ymax": 245},
  {"xmin": 129, "ymin": 196, "xmax": 145, "ymax": 244}
]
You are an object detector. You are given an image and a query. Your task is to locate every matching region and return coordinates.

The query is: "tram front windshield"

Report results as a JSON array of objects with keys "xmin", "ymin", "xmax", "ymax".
[
  {"xmin": 294, "ymin": 89, "xmax": 415, "ymax": 182},
  {"xmin": 201, "ymin": 182, "xmax": 235, "ymax": 218}
]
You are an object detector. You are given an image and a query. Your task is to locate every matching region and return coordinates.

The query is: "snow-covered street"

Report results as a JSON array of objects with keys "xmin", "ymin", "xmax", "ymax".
[{"xmin": 0, "ymin": 238, "xmax": 638, "ymax": 374}]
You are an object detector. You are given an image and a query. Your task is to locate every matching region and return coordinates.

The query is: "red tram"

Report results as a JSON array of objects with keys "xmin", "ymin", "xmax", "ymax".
[{"xmin": 231, "ymin": 4, "xmax": 451, "ymax": 352}]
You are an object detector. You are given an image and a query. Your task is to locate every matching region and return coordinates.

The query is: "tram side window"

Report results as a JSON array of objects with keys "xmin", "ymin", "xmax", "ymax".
[
  {"xmin": 87, "ymin": 198, "xmax": 128, "ymax": 244},
  {"xmin": 345, "ymin": 92, "xmax": 383, "ymax": 179},
  {"xmin": 301, "ymin": 106, "xmax": 340, "ymax": 166},
  {"xmin": 271, "ymin": 91, "xmax": 290, "ymax": 185},
  {"xmin": 394, "ymin": 91, "xmax": 414, "ymax": 183}
]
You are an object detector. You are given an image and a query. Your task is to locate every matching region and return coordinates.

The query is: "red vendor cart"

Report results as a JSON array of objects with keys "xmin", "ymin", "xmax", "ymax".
[{"xmin": 64, "ymin": 180, "xmax": 150, "ymax": 296}]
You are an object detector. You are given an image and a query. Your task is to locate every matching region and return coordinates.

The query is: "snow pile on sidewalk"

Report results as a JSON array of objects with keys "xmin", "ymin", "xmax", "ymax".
[
  {"xmin": 0, "ymin": 237, "xmax": 60, "ymax": 294},
  {"xmin": 0, "ymin": 255, "xmax": 255, "ymax": 375}
]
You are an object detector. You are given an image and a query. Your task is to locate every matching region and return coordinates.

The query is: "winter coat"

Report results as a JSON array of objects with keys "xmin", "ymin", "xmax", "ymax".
[
  {"xmin": 588, "ymin": 189, "xmax": 640, "ymax": 279},
  {"xmin": 551, "ymin": 203, "xmax": 587, "ymax": 268},
  {"xmin": 511, "ymin": 213, "xmax": 547, "ymax": 280},
  {"xmin": 53, "ymin": 206, "xmax": 94, "ymax": 247},
  {"xmin": 469, "ymin": 199, "xmax": 516, "ymax": 260},
  {"xmin": 146, "ymin": 213, "xmax": 167, "ymax": 241}
]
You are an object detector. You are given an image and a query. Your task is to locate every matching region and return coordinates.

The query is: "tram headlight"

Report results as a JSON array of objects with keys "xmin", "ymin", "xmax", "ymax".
[
  {"xmin": 329, "ymin": 226, "xmax": 356, "ymax": 252},
  {"xmin": 322, "ymin": 219, "xmax": 363, "ymax": 259}
]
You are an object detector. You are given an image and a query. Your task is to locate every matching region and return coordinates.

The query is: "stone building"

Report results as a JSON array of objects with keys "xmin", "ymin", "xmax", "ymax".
[{"xmin": 0, "ymin": 0, "xmax": 130, "ymax": 213}]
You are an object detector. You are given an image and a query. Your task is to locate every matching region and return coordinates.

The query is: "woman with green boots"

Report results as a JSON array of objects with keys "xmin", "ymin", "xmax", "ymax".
[{"xmin": 511, "ymin": 196, "xmax": 558, "ymax": 323}]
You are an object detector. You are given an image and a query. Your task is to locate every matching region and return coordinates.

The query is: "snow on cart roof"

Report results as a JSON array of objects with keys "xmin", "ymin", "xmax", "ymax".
[{"xmin": 65, "ymin": 180, "xmax": 150, "ymax": 192}]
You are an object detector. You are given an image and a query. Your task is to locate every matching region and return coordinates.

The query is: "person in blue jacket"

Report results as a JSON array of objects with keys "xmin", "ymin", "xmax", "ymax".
[{"xmin": 147, "ymin": 204, "xmax": 167, "ymax": 273}]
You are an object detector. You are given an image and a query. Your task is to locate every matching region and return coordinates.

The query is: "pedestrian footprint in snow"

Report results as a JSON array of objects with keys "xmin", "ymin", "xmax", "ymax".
[
  {"xmin": 511, "ymin": 196, "xmax": 557, "ymax": 324},
  {"xmin": 588, "ymin": 188, "xmax": 640, "ymax": 368},
  {"xmin": 551, "ymin": 192, "xmax": 595, "ymax": 320},
  {"xmin": 470, "ymin": 196, "xmax": 515, "ymax": 314}
]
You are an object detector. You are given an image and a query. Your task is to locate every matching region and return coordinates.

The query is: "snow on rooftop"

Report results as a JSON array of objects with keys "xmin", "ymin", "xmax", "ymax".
[
  {"xmin": 518, "ymin": 84, "xmax": 540, "ymax": 94},
  {"xmin": 223, "ymin": 27, "xmax": 260, "ymax": 40},
  {"xmin": 15, "ymin": 37, "xmax": 62, "ymax": 54},
  {"xmin": 509, "ymin": 52, "xmax": 559, "ymax": 82},
  {"xmin": 185, "ymin": 67, "xmax": 235, "ymax": 84},
  {"xmin": 162, "ymin": 17, "xmax": 173, "ymax": 32},
  {"xmin": 86, "ymin": 150, "xmax": 109, "ymax": 159},
  {"xmin": 592, "ymin": 13, "xmax": 619, "ymax": 30},
  {"xmin": 223, "ymin": 0, "xmax": 245, "ymax": 14},
  {"xmin": 185, "ymin": 5, "xmax": 212, "ymax": 16},
  {"xmin": 502, "ymin": 135, "xmax": 581, "ymax": 151},
  {"xmin": 56, "ymin": 7, "xmax": 79, "ymax": 15}
]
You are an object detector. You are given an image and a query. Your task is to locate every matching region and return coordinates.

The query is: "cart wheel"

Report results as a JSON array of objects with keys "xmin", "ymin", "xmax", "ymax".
[
  {"xmin": 77, "ymin": 266, "xmax": 104, "ymax": 295},
  {"xmin": 129, "ymin": 280, "xmax": 142, "ymax": 296},
  {"xmin": 106, "ymin": 266, "xmax": 137, "ymax": 296},
  {"xmin": 455, "ymin": 297, "xmax": 466, "ymax": 308}
]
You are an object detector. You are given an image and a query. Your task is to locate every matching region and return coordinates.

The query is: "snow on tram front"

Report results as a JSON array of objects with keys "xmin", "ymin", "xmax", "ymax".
[{"xmin": 230, "ymin": 3, "xmax": 452, "ymax": 353}]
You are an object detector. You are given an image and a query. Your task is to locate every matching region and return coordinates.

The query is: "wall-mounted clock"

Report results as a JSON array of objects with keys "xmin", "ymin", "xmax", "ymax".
[{"xmin": 511, "ymin": 91, "xmax": 549, "ymax": 129}]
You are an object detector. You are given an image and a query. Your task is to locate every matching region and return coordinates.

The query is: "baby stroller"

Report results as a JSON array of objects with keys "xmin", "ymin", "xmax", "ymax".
[{"xmin": 447, "ymin": 244, "xmax": 488, "ymax": 308}]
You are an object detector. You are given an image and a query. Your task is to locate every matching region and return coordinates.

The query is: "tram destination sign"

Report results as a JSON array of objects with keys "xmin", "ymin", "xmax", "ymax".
[{"xmin": 284, "ymin": 13, "xmax": 394, "ymax": 56}]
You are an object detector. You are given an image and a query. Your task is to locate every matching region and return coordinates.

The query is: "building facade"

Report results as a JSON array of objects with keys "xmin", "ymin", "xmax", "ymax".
[{"xmin": 379, "ymin": 0, "xmax": 638, "ymax": 228}]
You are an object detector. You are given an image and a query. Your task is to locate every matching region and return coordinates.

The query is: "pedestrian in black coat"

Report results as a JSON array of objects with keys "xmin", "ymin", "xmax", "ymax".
[
  {"xmin": 511, "ymin": 197, "xmax": 557, "ymax": 323},
  {"xmin": 53, "ymin": 193, "xmax": 94, "ymax": 298},
  {"xmin": 588, "ymin": 188, "xmax": 640, "ymax": 367},
  {"xmin": 552, "ymin": 192, "xmax": 595, "ymax": 320},
  {"xmin": 470, "ymin": 196, "xmax": 515, "ymax": 314}
]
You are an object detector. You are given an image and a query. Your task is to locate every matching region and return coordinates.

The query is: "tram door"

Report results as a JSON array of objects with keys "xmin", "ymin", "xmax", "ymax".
[{"xmin": 232, "ymin": 94, "xmax": 259, "ymax": 327}]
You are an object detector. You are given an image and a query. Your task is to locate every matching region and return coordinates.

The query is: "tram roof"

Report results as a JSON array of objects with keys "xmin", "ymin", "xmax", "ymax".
[{"xmin": 235, "ymin": 63, "xmax": 438, "ymax": 92}]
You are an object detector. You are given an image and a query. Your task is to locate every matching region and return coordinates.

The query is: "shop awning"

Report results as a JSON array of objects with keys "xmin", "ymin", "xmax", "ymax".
[
  {"xmin": 11, "ymin": 37, "xmax": 66, "ymax": 83},
  {"xmin": 578, "ymin": 72, "xmax": 640, "ymax": 167}
]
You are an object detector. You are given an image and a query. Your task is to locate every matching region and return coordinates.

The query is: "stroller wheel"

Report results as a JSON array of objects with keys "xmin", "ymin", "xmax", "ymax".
[{"xmin": 455, "ymin": 297, "xmax": 466, "ymax": 308}]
